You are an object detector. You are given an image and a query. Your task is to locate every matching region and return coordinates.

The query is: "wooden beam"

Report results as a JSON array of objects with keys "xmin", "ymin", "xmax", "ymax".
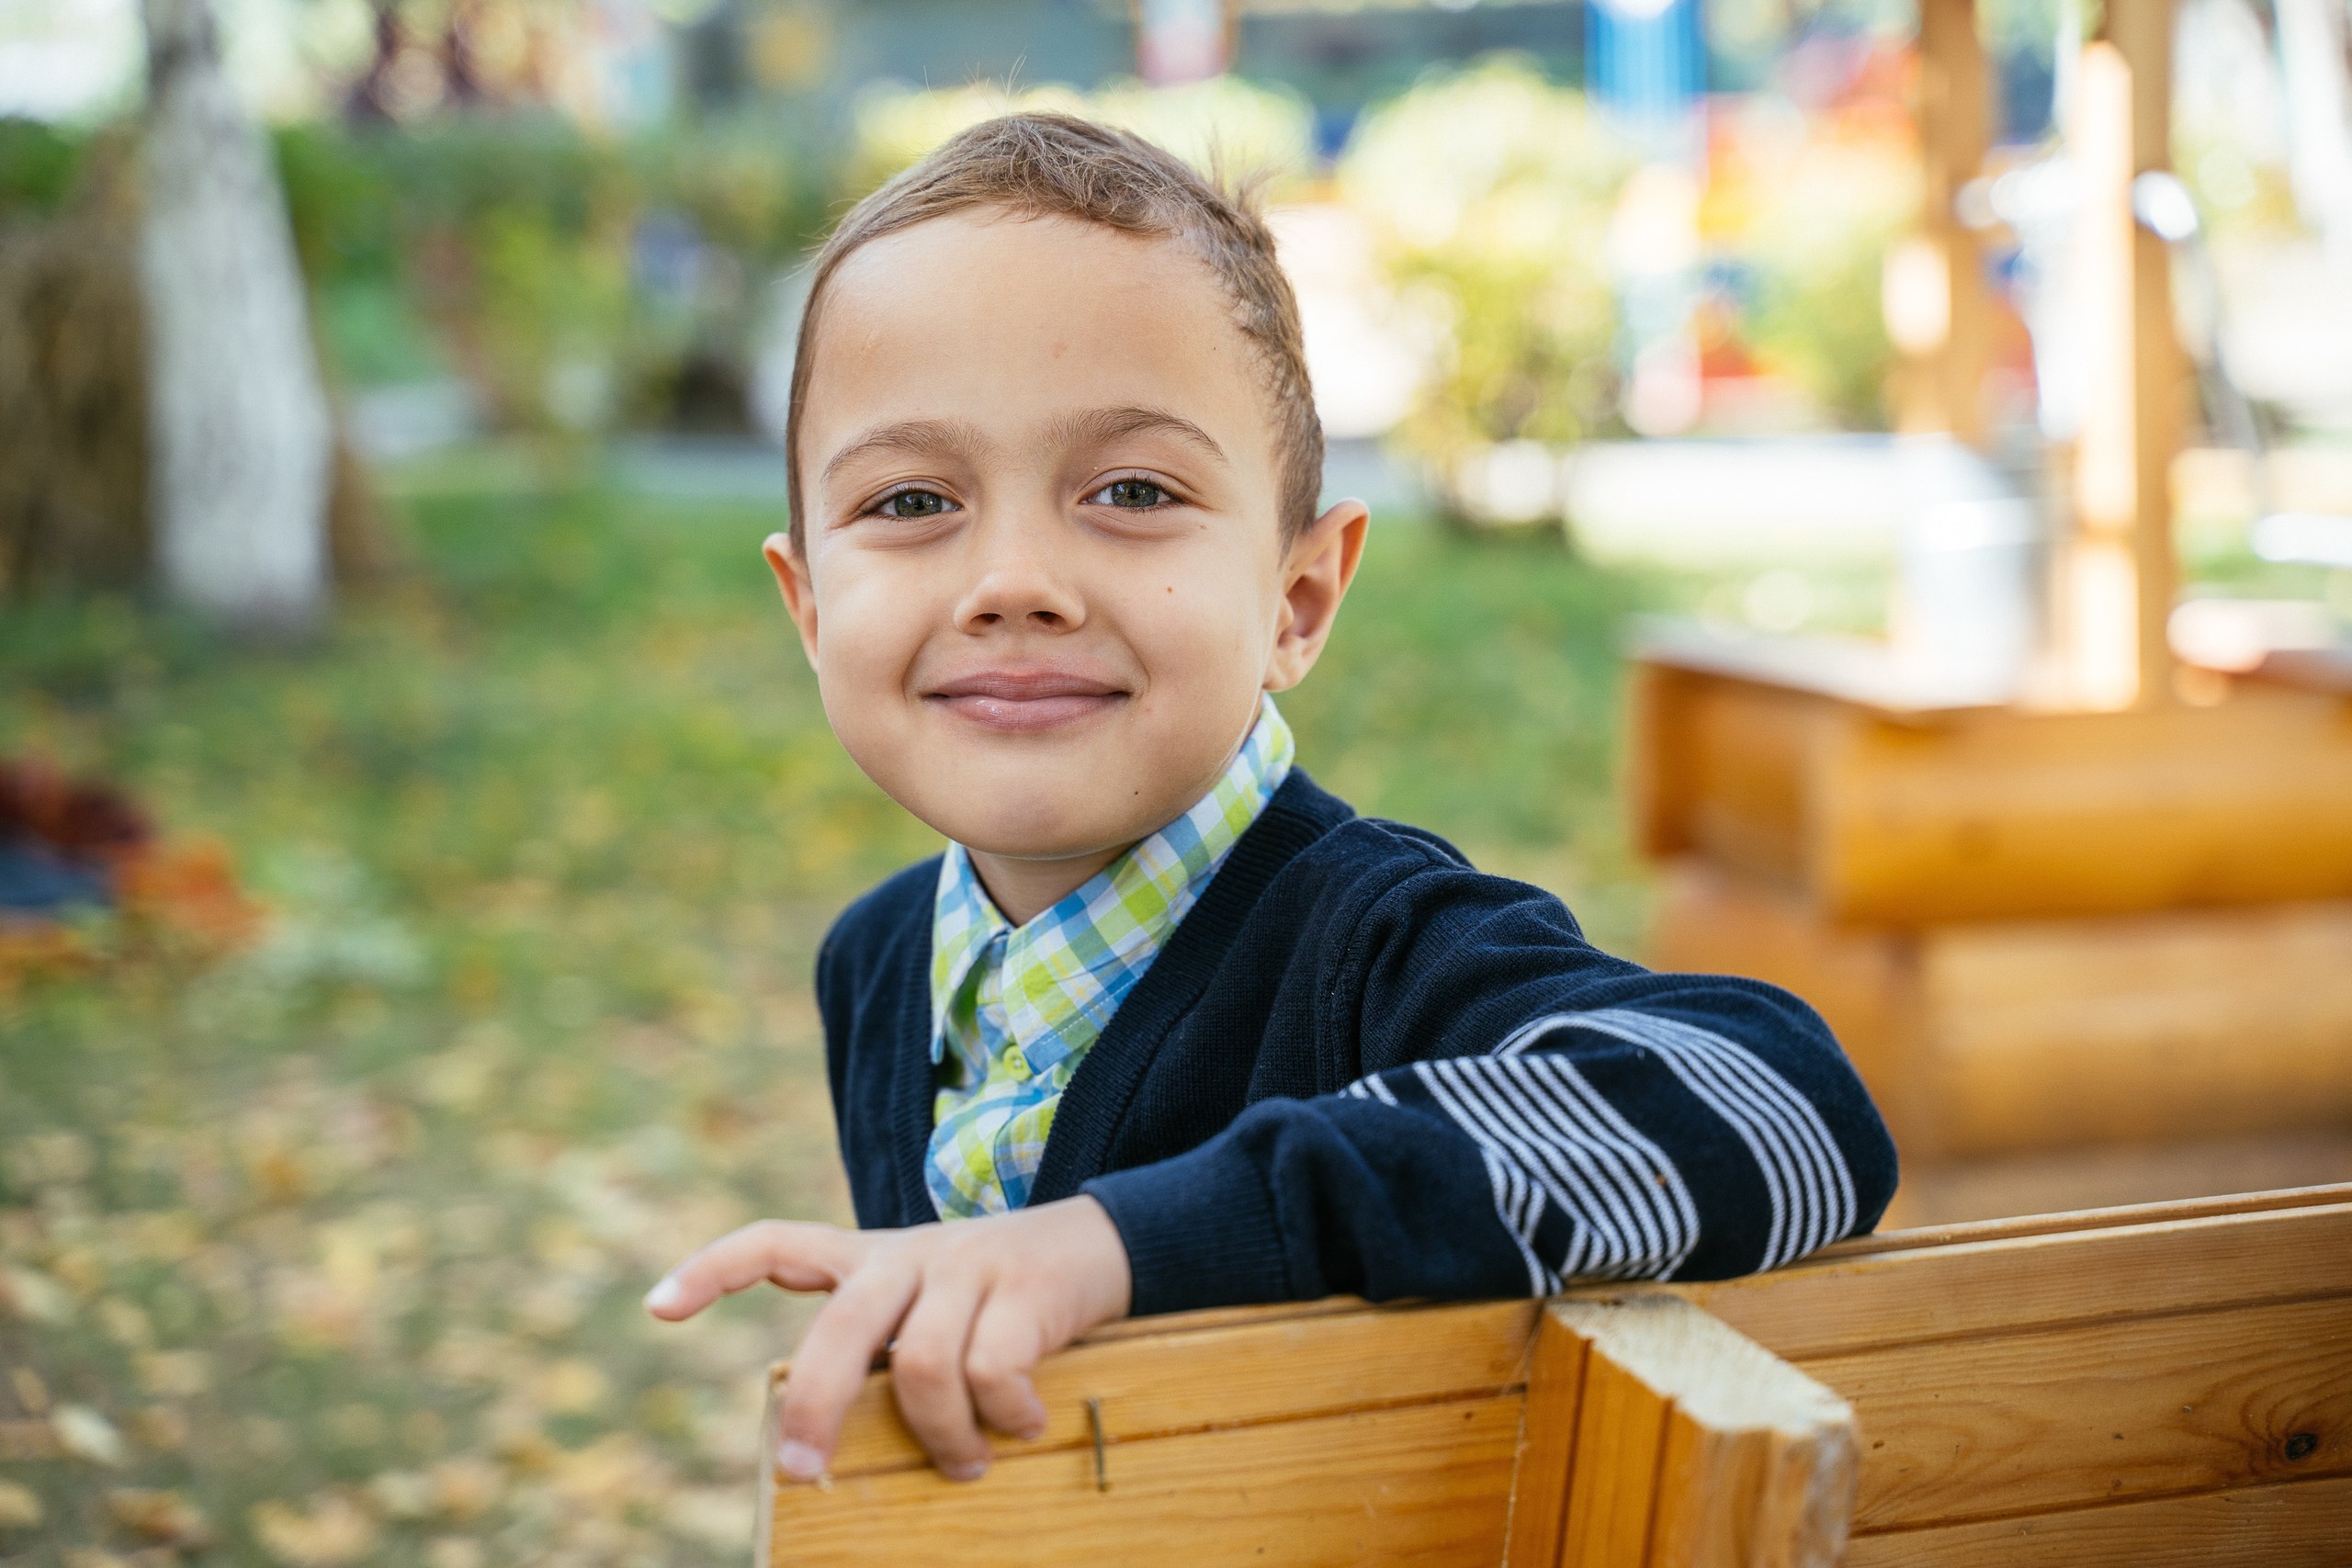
[
  {"xmin": 1901, "ymin": 0, "xmax": 1992, "ymax": 442},
  {"xmin": 1843, "ymin": 1474, "xmax": 2352, "ymax": 1568},
  {"xmin": 792, "ymin": 1299, "xmax": 1540, "ymax": 1481},
  {"xmin": 2053, "ymin": 0, "xmax": 2182, "ymax": 710},
  {"xmin": 1647, "ymin": 854, "xmax": 2352, "ymax": 1158},
  {"xmin": 1827, "ymin": 1293, "xmax": 2352, "ymax": 1530},
  {"xmin": 770, "ymin": 1397, "xmax": 1523, "ymax": 1566},
  {"xmin": 753, "ymin": 1187, "xmax": 2352, "ymax": 1566},
  {"xmin": 1502, "ymin": 1306, "xmax": 1586, "ymax": 1568},
  {"xmin": 1628, "ymin": 661, "xmax": 2352, "ymax": 926},
  {"xmin": 1551, "ymin": 1296, "xmax": 1858, "ymax": 1568},
  {"xmin": 1679, "ymin": 1198, "xmax": 2352, "ymax": 1361}
]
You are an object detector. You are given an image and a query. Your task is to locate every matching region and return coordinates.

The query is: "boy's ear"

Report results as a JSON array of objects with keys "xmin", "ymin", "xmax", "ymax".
[
  {"xmin": 1264, "ymin": 498, "xmax": 1370, "ymax": 694},
  {"xmin": 763, "ymin": 532, "xmax": 823, "ymax": 670}
]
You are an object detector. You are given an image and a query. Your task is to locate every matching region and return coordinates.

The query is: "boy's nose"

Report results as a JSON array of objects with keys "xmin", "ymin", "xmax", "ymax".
[{"xmin": 952, "ymin": 514, "xmax": 1087, "ymax": 634}]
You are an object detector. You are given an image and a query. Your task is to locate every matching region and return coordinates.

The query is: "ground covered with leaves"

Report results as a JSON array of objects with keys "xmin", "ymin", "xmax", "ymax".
[{"xmin": 0, "ymin": 465, "xmax": 1649, "ymax": 1566}]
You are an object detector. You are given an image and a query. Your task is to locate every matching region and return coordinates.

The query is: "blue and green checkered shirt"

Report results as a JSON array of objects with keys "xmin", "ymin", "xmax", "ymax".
[{"xmin": 925, "ymin": 696, "xmax": 1295, "ymax": 1219}]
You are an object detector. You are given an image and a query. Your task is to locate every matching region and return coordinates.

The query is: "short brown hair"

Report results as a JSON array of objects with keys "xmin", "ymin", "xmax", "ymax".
[{"xmin": 783, "ymin": 112, "xmax": 1323, "ymax": 549}]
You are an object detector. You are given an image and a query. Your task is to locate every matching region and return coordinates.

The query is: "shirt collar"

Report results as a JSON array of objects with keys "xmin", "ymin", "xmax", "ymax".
[{"xmin": 928, "ymin": 694, "xmax": 1295, "ymax": 1067}]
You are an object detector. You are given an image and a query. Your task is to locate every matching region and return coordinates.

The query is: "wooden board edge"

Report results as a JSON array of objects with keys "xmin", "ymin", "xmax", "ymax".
[{"xmin": 1810, "ymin": 1181, "xmax": 2352, "ymax": 1259}]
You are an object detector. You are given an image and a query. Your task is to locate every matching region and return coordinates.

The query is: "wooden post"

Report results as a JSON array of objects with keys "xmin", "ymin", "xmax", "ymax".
[
  {"xmin": 1896, "ymin": 0, "xmax": 1992, "ymax": 443},
  {"xmin": 2053, "ymin": 0, "xmax": 2180, "ymax": 709}
]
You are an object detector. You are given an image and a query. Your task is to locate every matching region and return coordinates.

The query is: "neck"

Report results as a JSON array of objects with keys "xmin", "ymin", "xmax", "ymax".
[{"xmin": 966, "ymin": 843, "xmax": 1129, "ymax": 927}]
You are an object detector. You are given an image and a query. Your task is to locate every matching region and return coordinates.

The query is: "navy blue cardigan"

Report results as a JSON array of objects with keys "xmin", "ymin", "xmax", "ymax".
[{"xmin": 815, "ymin": 771, "xmax": 1896, "ymax": 1316}]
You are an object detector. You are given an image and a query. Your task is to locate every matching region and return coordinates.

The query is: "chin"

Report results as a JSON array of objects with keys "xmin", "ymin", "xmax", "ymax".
[{"xmin": 938, "ymin": 799, "xmax": 1131, "ymax": 863}]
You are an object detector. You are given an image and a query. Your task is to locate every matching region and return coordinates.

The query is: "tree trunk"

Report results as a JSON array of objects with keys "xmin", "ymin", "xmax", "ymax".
[{"xmin": 139, "ymin": 0, "xmax": 331, "ymax": 632}]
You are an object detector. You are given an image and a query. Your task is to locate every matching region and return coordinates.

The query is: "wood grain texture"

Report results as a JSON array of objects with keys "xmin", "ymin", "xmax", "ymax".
[
  {"xmin": 1556, "ymin": 1328, "xmax": 1669, "ymax": 1565},
  {"xmin": 1812, "ymin": 1180, "xmax": 2352, "ymax": 1258},
  {"xmin": 1645, "ymin": 850, "xmax": 2352, "ymax": 1157},
  {"xmin": 1884, "ymin": 1132, "xmax": 2352, "ymax": 1230},
  {"xmin": 1922, "ymin": 898, "xmax": 2352, "ymax": 1152},
  {"xmin": 768, "ymin": 1395, "xmax": 1521, "ymax": 1567},
  {"xmin": 1629, "ymin": 658, "xmax": 2352, "ymax": 924},
  {"xmin": 1679, "ymin": 1200, "xmax": 2352, "ymax": 1360},
  {"xmin": 1822, "ymin": 1293, "xmax": 2352, "ymax": 1530},
  {"xmin": 1842, "ymin": 1473, "xmax": 2352, "ymax": 1568},
  {"xmin": 792, "ymin": 1299, "xmax": 1539, "ymax": 1479},
  {"xmin": 1553, "ymin": 1296, "xmax": 1857, "ymax": 1568},
  {"xmin": 1502, "ymin": 1304, "xmax": 1586, "ymax": 1568}
]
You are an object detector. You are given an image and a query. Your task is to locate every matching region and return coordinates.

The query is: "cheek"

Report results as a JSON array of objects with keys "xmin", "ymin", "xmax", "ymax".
[
  {"xmin": 808, "ymin": 566, "xmax": 931, "ymax": 712},
  {"xmin": 1120, "ymin": 574, "xmax": 1276, "ymax": 705}
]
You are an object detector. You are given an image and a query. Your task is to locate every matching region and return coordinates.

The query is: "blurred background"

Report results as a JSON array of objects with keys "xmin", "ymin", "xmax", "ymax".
[{"xmin": 3, "ymin": 0, "xmax": 2350, "ymax": 1562}]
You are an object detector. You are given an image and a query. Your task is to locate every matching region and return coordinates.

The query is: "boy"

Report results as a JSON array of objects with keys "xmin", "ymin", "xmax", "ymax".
[{"xmin": 645, "ymin": 113, "xmax": 1895, "ymax": 1487}]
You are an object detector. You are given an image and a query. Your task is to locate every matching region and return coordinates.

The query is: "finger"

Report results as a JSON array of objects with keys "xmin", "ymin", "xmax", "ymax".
[
  {"xmin": 775, "ymin": 1258, "xmax": 921, "ymax": 1482},
  {"xmin": 644, "ymin": 1221, "xmax": 873, "ymax": 1321},
  {"xmin": 963, "ymin": 1285, "xmax": 1051, "ymax": 1442},
  {"xmin": 887, "ymin": 1268, "xmax": 990, "ymax": 1480}
]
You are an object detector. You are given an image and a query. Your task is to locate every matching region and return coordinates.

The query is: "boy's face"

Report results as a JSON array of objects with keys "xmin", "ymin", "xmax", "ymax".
[{"xmin": 769, "ymin": 211, "xmax": 1364, "ymax": 873}]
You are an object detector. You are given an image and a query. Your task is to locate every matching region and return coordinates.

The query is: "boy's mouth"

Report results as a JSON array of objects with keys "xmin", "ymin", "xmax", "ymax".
[{"xmin": 925, "ymin": 671, "xmax": 1130, "ymax": 733}]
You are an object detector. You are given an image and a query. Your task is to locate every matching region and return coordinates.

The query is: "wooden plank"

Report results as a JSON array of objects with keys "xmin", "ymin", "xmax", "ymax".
[
  {"xmin": 1647, "ymin": 852, "xmax": 2352, "ymax": 1157},
  {"xmin": 769, "ymin": 1395, "xmax": 1521, "ymax": 1567},
  {"xmin": 1553, "ymin": 1296, "xmax": 1857, "ymax": 1568},
  {"xmin": 1844, "ymin": 1473, "xmax": 2352, "ymax": 1568},
  {"xmin": 1678, "ymin": 1201, "xmax": 2352, "ymax": 1361},
  {"xmin": 1819, "ymin": 689, "xmax": 2352, "ymax": 922},
  {"xmin": 1557, "ymin": 1323, "xmax": 1669, "ymax": 1565},
  {"xmin": 1907, "ymin": 0, "xmax": 1991, "ymax": 442},
  {"xmin": 1922, "ymin": 899, "xmax": 2352, "ymax": 1152},
  {"xmin": 1886, "ymin": 1132, "xmax": 2352, "ymax": 1230},
  {"xmin": 1813, "ymin": 1293, "xmax": 2352, "ymax": 1530},
  {"xmin": 1630, "ymin": 658, "xmax": 2352, "ymax": 925},
  {"xmin": 1502, "ymin": 1304, "xmax": 1586, "ymax": 1568},
  {"xmin": 1813, "ymin": 1180, "xmax": 2352, "ymax": 1258},
  {"xmin": 797, "ymin": 1298, "xmax": 1539, "ymax": 1478}
]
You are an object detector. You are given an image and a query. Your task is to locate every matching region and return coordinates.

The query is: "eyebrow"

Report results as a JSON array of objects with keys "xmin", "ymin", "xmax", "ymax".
[
  {"xmin": 820, "ymin": 418, "xmax": 991, "ymax": 484},
  {"xmin": 1048, "ymin": 405, "xmax": 1230, "ymax": 468},
  {"xmin": 819, "ymin": 405, "xmax": 1229, "ymax": 489}
]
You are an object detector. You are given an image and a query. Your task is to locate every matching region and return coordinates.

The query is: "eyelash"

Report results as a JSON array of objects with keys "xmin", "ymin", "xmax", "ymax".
[
  {"xmin": 857, "ymin": 473, "xmax": 1190, "ymax": 520},
  {"xmin": 1084, "ymin": 473, "xmax": 1187, "ymax": 510},
  {"xmin": 863, "ymin": 485, "xmax": 959, "ymax": 521}
]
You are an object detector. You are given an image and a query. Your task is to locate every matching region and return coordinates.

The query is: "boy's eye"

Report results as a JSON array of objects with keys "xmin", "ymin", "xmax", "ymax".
[
  {"xmin": 1091, "ymin": 479, "xmax": 1170, "ymax": 509},
  {"xmin": 876, "ymin": 489, "xmax": 954, "ymax": 519}
]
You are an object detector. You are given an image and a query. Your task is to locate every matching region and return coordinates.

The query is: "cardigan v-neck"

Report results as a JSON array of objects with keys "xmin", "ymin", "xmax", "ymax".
[{"xmin": 849, "ymin": 771, "xmax": 1355, "ymax": 1230}]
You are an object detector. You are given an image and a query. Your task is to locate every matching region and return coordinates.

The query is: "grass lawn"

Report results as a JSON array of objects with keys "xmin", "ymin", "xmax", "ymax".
[{"xmin": 0, "ymin": 468, "xmax": 1654, "ymax": 1566}]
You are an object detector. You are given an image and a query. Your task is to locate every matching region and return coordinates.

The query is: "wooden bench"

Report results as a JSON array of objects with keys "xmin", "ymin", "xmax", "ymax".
[{"xmin": 760, "ymin": 1183, "xmax": 2352, "ymax": 1565}]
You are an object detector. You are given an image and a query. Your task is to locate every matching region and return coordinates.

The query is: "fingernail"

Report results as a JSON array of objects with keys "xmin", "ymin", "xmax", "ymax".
[
  {"xmin": 1017, "ymin": 1421, "xmax": 1046, "ymax": 1442},
  {"xmin": 942, "ymin": 1460, "xmax": 989, "ymax": 1483},
  {"xmin": 777, "ymin": 1440, "xmax": 827, "ymax": 1483},
  {"xmin": 642, "ymin": 1278, "xmax": 684, "ymax": 1314}
]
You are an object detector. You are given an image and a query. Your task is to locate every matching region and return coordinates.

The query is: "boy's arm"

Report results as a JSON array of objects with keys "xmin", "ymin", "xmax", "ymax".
[{"xmin": 1083, "ymin": 852, "xmax": 1899, "ymax": 1314}]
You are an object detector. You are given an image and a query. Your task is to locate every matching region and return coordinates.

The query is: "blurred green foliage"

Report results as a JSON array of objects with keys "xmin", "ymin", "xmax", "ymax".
[
  {"xmin": 273, "ymin": 117, "xmax": 832, "ymax": 434},
  {"xmin": 1339, "ymin": 59, "xmax": 1631, "ymax": 498},
  {"xmin": 0, "ymin": 118, "xmax": 88, "ymax": 218}
]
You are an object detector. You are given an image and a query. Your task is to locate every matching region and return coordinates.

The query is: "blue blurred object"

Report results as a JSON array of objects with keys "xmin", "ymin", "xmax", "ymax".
[
  {"xmin": 0, "ymin": 832, "xmax": 110, "ymax": 914},
  {"xmin": 1588, "ymin": 0, "xmax": 1703, "ymax": 153}
]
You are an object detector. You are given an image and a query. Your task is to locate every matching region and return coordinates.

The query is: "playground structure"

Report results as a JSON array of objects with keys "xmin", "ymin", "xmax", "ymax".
[
  {"xmin": 1634, "ymin": 0, "xmax": 2352, "ymax": 1224},
  {"xmin": 762, "ymin": 1182, "xmax": 2352, "ymax": 1564}
]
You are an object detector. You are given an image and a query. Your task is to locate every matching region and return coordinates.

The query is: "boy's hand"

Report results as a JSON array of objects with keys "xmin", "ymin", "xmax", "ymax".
[{"xmin": 642, "ymin": 1196, "xmax": 1132, "ymax": 1483}]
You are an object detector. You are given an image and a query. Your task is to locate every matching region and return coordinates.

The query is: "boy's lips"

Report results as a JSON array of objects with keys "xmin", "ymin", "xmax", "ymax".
[{"xmin": 924, "ymin": 671, "xmax": 1130, "ymax": 733}]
